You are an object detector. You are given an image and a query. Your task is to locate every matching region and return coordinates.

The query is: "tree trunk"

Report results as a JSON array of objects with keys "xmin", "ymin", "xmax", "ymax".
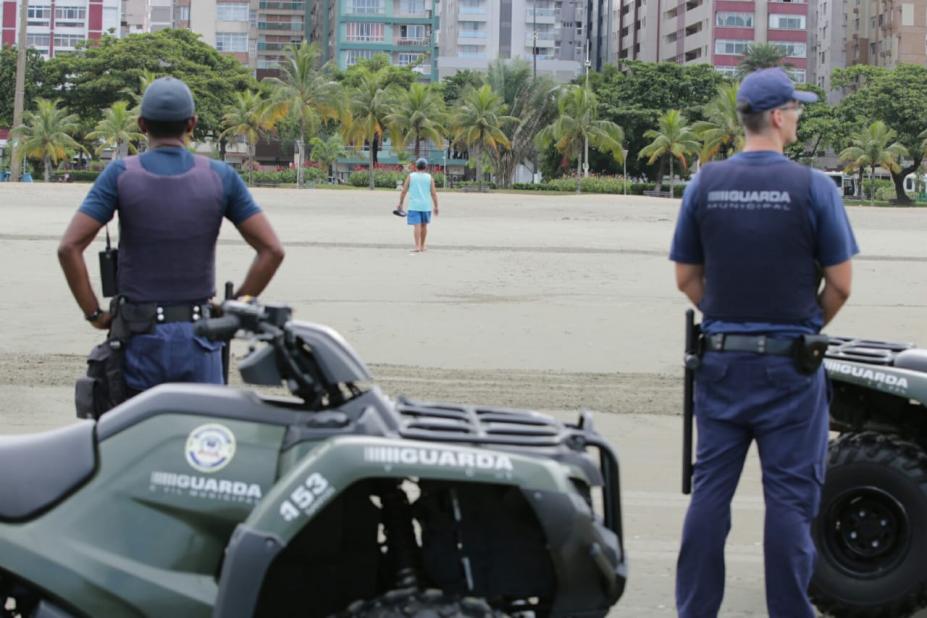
[
  {"xmin": 654, "ymin": 158, "xmax": 665, "ymax": 192},
  {"xmin": 369, "ymin": 145, "xmax": 375, "ymax": 190},
  {"xmin": 856, "ymin": 168, "xmax": 863, "ymax": 198},
  {"xmin": 297, "ymin": 132, "xmax": 306, "ymax": 189},
  {"xmin": 44, "ymin": 156, "xmax": 51, "ymax": 182},
  {"xmin": 890, "ymin": 157, "xmax": 921, "ymax": 204},
  {"xmin": 248, "ymin": 143, "xmax": 255, "ymax": 187},
  {"xmin": 475, "ymin": 143, "xmax": 482, "ymax": 192},
  {"xmin": 869, "ymin": 168, "xmax": 874, "ymax": 205},
  {"xmin": 670, "ymin": 157, "xmax": 675, "ymax": 199},
  {"xmin": 575, "ymin": 153, "xmax": 581, "ymax": 194},
  {"xmin": 220, "ymin": 137, "xmax": 227, "ymax": 162},
  {"xmin": 414, "ymin": 133, "xmax": 421, "ymax": 159}
]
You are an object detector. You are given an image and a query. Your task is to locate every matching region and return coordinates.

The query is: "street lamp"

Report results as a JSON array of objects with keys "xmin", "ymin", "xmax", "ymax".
[
  {"xmin": 622, "ymin": 148, "xmax": 628, "ymax": 196},
  {"xmin": 583, "ymin": 40, "xmax": 591, "ymax": 178}
]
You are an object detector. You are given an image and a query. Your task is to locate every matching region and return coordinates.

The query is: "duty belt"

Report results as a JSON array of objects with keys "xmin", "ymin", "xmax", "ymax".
[
  {"xmin": 121, "ymin": 301, "xmax": 210, "ymax": 324},
  {"xmin": 705, "ymin": 334, "xmax": 795, "ymax": 356}
]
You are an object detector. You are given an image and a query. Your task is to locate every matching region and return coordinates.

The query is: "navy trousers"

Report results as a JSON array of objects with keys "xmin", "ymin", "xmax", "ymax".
[
  {"xmin": 123, "ymin": 322, "xmax": 224, "ymax": 391},
  {"xmin": 676, "ymin": 351, "xmax": 829, "ymax": 618}
]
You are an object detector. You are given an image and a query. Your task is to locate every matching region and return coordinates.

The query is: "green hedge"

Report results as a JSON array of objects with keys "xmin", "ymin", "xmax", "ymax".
[
  {"xmin": 511, "ymin": 176, "xmax": 685, "ymax": 196},
  {"xmin": 349, "ymin": 169, "xmax": 404, "ymax": 188},
  {"xmin": 239, "ymin": 168, "xmax": 327, "ymax": 185},
  {"xmin": 65, "ymin": 170, "xmax": 101, "ymax": 182}
]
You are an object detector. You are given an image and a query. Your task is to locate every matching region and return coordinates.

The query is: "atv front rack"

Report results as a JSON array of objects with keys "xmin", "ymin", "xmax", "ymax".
[
  {"xmin": 394, "ymin": 397, "xmax": 624, "ymax": 543},
  {"xmin": 826, "ymin": 337, "xmax": 915, "ymax": 366}
]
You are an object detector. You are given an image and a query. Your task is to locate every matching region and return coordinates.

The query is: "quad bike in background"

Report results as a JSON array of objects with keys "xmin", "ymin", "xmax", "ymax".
[
  {"xmin": 811, "ymin": 338, "xmax": 927, "ymax": 618},
  {"xmin": 0, "ymin": 300, "xmax": 626, "ymax": 617}
]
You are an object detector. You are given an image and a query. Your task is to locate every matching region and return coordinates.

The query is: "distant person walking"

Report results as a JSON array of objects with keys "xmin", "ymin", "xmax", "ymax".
[{"xmin": 393, "ymin": 158, "xmax": 439, "ymax": 253}]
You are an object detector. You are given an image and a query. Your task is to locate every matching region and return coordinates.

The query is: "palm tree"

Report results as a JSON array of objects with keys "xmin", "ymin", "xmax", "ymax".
[
  {"xmin": 345, "ymin": 70, "xmax": 397, "ymax": 190},
  {"xmin": 451, "ymin": 84, "xmax": 513, "ymax": 191},
  {"xmin": 839, "ymin": 121, "xmax": 909, "ymax": 203},
  {"xmin": 385, "ymin": 82, "xmax": 446, "ymax": 159},
  {"xmin": 12, "ymin": 98, "xmax": 85, "ymax": 182},
  {"xmin": 309, "ymin": 134, "xmax": 347, "ymax": 182},
  {"xmin": 638, "ymin": 109, "xmax": 701, "ymax": 198},
  {"xmin": 264, "ymin": 42, "xmax": 342, "ymax": 188},
  {"xmin": 221, "ymin": 90, "xmax": 287, "ymax": 186},
  {"xmin": 737, "ymin": 43, "xmax": 790, "ymax": 77},
  {"xmin": 486, "ymin": 59, "xmax": 559, "ymax": 188},
  {"xmin": 535, "ymin": 85, "xmax": 624, "ymax": 193},
  {"xmin": 86, "ymin": 101, "xmax": 146, "ymax": 160},
  {"xmin": 691, "ymin": 83, "xmax": 744, "ymax": 163}
]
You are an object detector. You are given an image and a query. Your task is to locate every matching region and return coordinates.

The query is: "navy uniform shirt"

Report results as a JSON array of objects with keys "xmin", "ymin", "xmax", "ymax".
[{"xmin": 669, "ymin": 151, "xmax": 860, "ymax": 336}]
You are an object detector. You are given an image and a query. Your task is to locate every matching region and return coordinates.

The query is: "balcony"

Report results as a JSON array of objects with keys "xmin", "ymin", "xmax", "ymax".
[
  {"xmin": 259, "ymin": 21, "xmax": 304, "ymax": 30},
  {"xmin": 526, "ymin": 7, "xmax": 557, "ymax": 20},
  {"xmin": 259, "ymin": 2, "xmax": 305, "ymax": 10},
  {"xmin": 459, "ymin": 30, "xmax": 488, "ymax": 39},
  {"xmin": 397, "ymin": 37, "xmax": 430, "ymax": 46}
]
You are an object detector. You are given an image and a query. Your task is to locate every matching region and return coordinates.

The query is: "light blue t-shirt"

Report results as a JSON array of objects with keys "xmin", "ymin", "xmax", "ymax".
[{"xmin": 408, "ymin": 172, "xmax": 433, "ymax": 212}]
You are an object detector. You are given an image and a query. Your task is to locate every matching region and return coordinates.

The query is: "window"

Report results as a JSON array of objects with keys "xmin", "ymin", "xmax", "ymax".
[
  {"xmin": 176, "ymin": 6, "xmax": 190, "ymax": 21},
  {"xmin": 716, "ymin": 12, "xmax": 753, "ymax": 27},
  {"xmin": 345, "ymin": 48, "xmax": 376, "ymax": 65},
  {"xmin": 787, "ymin": 69, "xmax": 806, "ymax": 83},
  {"xmin": 459, "ymin": 44, "xmax": 486, "ymax": 57},
  {"xmin": 398, "ymin": 52, "xmax": 424, "ymax": 65},
  {"xmin": 772, "ymin": 41, "xmax": 807, "ymax": 57},
  {"xmin": 345, "ymin": 22, "xmax": 384, "ymax": 41},
  {"xmin": 400, "ymin": 24, "xmax": 426, "ymax": 39},
  {"xmin": 460, "ymin": 0, "xmax": 484, "ymax": 13},
  {"xmin": 27, "ymin": 5, "xmax": 51, "ymax": 25},
  {"xmin": 349, "ymin": 0, "xmax": 383, "ymax": 14},
  {"xmin": 715, "ymin": 65, "xmax": 738, "ymax": 77},
  {"xmin": 26, "ymin": 33, "xmax": 51, "ymax": 48},
  {"xmin": 769, "ymin": 14, "xmax": 806, "ymax": 30},
  {"xmin": 55, "ymin": 5, "xmax": 86, "ymax": 26},
  {"xmin": 402, "ymin": 0, "xmax": 426, "ymax": 13},
  {"xmin": 714, "ymin": 39, "xmax": 751, "ymax": 55},
  {"xmin": 54, "ymin": 34, "xmax": 85, "ymax": 49},
  {"xmin": 459, "ymin": 21, "xmax": 486, "ymax": 37},
  {"xmin": 217, "ymin": 3, "xmax": 250, "ymax": 21},
  {"xmin": 216, "ymin": 32, "xmax": 248, "ymax": 52},
  {"xmin": 150, "ymin": 6, "xmax": 172, "ymax": 22}
]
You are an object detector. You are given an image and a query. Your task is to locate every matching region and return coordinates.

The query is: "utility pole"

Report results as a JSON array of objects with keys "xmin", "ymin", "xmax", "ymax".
[
  {"xmin": 532, "ymin": 0, "xmax": 537, "ymax": 79},
  {"xmin": 583, "ymin": 39, "xmax": 590, "ymax": 178},
  {"xmin": 10, "ymin": 0, "xmax": 30, "ymax": 181}
]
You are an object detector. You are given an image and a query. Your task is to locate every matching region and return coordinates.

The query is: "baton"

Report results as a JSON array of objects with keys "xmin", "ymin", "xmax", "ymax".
[
  {"xmin": 222, "ymin": 281, "xmax": 234, "ymax": 384},
  {"xmin": 682, "ymin": 309, "xmax": 701, "ymax": 495}
]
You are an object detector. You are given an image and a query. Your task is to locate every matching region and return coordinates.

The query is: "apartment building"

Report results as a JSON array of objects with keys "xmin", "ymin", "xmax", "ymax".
[
  {"xmin": 612, "ymin": 0, "xmax": 811, "ymax": 83},
  {"xmin": 844, "ymin": 0, "xmax": 927, "ymax": 68},
  {"xmin": 811, "ymin": 0, "xmax": 846, "ymax": 102},
  {"xmin": 310, "ymin": 0, "xmax": 439, "ymax": 80},
  {"xmin": 1, "ymin": 0, "xmax": 121, "ymax": 55},
  {"xmin": 254, "ymin": 0, "xmax": 308, "ymax": 75},
  {"xmin": 437, "ymin": 0, "xmax": 595, "ymax": 82}
]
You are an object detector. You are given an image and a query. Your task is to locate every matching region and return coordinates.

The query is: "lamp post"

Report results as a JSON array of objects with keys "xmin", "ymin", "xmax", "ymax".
[
  {"xmin": 622, "ymin": 148, "xmax": 628, "ymax": 196},
  {"xmin": 583, "ymin": 40, "xmax": 591, "ymax": 178}
]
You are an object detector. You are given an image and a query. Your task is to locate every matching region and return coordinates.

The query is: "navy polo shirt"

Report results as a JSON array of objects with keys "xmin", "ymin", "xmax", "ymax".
[
  {"xmin": 79, "ymin": 147, "xmax": 261, "ymax": 225},
  {"xmin": 669, "ymin": 151, "xmax": 860, "ymax": 335}
]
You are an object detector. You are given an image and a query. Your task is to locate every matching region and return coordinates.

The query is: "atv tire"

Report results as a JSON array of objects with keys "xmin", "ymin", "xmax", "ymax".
[
  {"xmin": 811, "ymin": 432, "xmax": 927, "ymax": 618},
  {"xmin": 342, "ymin": 588, "xmax": 509, "ymax": 618}
]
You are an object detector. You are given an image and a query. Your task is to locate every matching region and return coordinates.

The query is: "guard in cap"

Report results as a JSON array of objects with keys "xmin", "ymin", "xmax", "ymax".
[
  {"xmin": 59, "ymin": 76, "xmax": 285, "ymax": 397},
  {"xmin": 670, "ymin": 68, "xmax": 859, "ymax": 617},
  {"xmin": 394, "ymin": 157, "xmax": 440, "ymax": 254}
]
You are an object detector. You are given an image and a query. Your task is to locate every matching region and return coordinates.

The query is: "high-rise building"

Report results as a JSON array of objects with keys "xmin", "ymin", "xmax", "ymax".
[
  {"xmin": 253, "ymin": 0, "xmax": 309, "ymax": 76},
  {"xmin": 310, "ymin": 0, "xmax": 438, "ymax": 80},
  {"xmin": 2, "ymin": 0, "xmax": 122, "ymax": 55},
  {"xmin": 437, "ymin": 0, "xmax": 592, "ymax": 82},
  {"xmin": 810, "ymin": 0, "xmax": 846, "ymax": 102},
  {"xmin": 844, "ymin": 0, "xmax": 927, "ymax": 68},
  {"xmin": 612, "ymin": 0, "xmax": 811, "ymax": 83}
]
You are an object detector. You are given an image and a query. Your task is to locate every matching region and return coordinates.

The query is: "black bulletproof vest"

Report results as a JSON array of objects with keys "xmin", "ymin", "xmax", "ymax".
[{"xmin": 695, "ymin": 158, "xmax": 818, "ymax": 323}]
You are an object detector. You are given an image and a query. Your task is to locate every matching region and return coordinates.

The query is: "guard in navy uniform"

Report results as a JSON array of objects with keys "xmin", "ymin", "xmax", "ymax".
[
  {"xmin": 670, "ymin": 68, "xmax": 859, "ymax": 617},
  {"xmin": 58, "ymin": 77, "xmax": 285, "ymax": 394}
]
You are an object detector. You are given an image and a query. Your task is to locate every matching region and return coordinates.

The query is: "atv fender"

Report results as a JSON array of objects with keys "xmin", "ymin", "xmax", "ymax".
[{"xmin": 213, "ymin": 435, "xmax": 625, "ymax": 618}]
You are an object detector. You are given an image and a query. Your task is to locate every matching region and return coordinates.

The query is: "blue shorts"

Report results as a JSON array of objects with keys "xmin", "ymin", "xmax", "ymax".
[{"xmin": 407, "ymin": 210, "xmax": 432, "ymax": 225}]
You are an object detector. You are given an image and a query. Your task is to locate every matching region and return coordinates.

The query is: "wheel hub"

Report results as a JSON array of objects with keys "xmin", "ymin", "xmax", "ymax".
[{"xmin": 823, "ymin": 486, "xmax": 910, "ymax": 577}]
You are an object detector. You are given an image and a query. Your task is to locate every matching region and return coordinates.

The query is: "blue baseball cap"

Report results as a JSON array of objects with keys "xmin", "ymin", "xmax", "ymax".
[
  {"xmin": 737, "ymin": 68, "xmax": 817, "ymax": 112},
  {"xmin": 140, "ymin": 77, "xmax": 196, "ymax": 122}
]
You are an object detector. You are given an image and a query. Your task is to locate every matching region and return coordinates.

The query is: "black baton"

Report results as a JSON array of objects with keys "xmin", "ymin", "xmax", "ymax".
[
  {"xmin": 682, "ymin": 309, "xmax": 701, "ymax": 495},
  {"xmin": 222, "ymin": 281, "xmax": 234, "ymax": 384}
]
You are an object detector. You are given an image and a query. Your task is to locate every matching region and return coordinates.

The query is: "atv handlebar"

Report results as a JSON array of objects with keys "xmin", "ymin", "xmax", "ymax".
[{"xmin": 195, "ymin": 315, "xmax": 242, "ymax": 341}]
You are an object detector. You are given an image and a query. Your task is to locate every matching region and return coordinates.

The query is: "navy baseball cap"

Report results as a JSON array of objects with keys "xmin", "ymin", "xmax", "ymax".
[
  {"xmin": 737, "ymin": 68, "xmax": 817, "ymax": 112},
  {"xmin": 140, "ymin": 77, "xmax": 196, "ymax": 122}
]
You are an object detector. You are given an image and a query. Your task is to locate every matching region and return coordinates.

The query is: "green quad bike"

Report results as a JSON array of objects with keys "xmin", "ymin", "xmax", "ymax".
[
  {"xmin": 0, "ymin": 300, "xmax": 626, "ymax": 618},
  {"xmin": 811, "ymin": 337, "xmax": 927, "ymax": 617}
]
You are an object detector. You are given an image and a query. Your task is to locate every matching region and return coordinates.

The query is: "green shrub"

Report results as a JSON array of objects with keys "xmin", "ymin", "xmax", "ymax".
[
  {"xmin": 66, "ymin": 170, "xmax": 101, "ymax": 183},
  {"xmin": 348, "ymin": 169, "xmax": 405, "ymax": 188}
]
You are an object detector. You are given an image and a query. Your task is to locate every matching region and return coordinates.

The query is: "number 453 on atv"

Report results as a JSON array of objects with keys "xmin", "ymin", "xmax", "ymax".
[{"xmin": 0, "ymin": 301, "xmax": 627, "ymax": 618}]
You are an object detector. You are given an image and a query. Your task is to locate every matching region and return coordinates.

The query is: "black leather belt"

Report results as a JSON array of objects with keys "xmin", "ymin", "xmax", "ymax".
[{"xmin": 705, "ymin": 334, "xmax": 795, "ymax": 356}]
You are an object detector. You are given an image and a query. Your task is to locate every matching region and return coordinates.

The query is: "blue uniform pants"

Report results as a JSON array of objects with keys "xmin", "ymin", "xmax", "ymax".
[
  {"xmin": 123, "ymin": 322, "xmax": 224, "ymax": 391},
  {"xmin": 676, "ymin": 351, "xmax": 829, "ymax": 618}
]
